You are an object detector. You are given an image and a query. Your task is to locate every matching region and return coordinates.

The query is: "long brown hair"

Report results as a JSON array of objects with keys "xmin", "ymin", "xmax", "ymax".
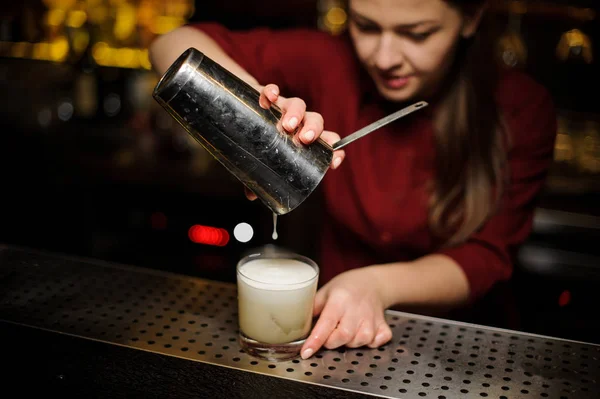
[
  {"xmin": 340, "ymin": 0, "xmax": 507, "ymax": 246},
  {"xmin": 431, "ymin": 0, "xmax": 508, "ymax": 246}
]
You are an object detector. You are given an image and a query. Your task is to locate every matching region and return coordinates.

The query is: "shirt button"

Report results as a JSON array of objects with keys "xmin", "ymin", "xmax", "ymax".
[{"xmin": 380, "ymin": 232, "xmax": 392, "ymax": 243}]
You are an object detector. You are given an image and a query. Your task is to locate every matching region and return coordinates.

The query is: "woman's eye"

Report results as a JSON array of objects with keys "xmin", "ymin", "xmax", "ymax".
[
  {"xmin": 407, "ymin": 30, "xmax": 436, "ymax": 41},
  {"xmin": 354, "ymin": 22, "xmax": 379, "ymax": 33}
]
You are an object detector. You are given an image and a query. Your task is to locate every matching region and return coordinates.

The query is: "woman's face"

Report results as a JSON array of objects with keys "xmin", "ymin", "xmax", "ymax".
[{"xmin": 348, "ymin": 0, "xmax": 481, "ymax": 102}]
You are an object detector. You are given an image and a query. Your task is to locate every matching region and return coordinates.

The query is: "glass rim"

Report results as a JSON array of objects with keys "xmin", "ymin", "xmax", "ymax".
[{"xmin": 236, "ymin": 252, "xmax": 319, "ymax": 287}]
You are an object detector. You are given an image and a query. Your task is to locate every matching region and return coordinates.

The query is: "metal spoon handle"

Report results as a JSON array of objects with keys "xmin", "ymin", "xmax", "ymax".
[{"xmin": 331, "ymin": 101, "xmax": 429, "ymax": 151}]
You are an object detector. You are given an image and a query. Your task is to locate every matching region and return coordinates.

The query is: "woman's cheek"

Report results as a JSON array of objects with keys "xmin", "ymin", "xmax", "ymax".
[
  {"xmin": 354, "ymin": 37, "xmax": 380, "ymax": 63},
  {"xmin": 410, "ymin": 40, "xmax": 456, "ymax": 75}
]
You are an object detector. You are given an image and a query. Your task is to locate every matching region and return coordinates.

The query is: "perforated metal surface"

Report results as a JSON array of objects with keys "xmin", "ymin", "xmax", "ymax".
[{"xmin": 1, "ymin": 246, "xmax": 598, "ymax": 399}]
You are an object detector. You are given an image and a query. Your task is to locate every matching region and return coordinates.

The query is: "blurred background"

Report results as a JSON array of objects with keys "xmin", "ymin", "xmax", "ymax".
[{"xmin": 0, "ymin": 0, "xmax": 598, "ymax": 343}]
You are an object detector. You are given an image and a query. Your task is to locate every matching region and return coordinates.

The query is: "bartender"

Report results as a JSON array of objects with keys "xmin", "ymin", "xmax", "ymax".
[{"xmin": 149, "ymin": 0, "xmax": 557, "ymax": 360}]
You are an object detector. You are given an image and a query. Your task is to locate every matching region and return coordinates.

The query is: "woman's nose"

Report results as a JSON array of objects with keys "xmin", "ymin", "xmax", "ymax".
[{"xmin": 373, "ymin": 33, "xmax": 404, "ymax": 70}]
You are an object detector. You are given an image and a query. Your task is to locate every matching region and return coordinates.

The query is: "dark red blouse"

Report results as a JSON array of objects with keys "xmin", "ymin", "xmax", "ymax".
[{"xmin": 191, "ymin": 23, "xmax": 557, "ymax": 301}]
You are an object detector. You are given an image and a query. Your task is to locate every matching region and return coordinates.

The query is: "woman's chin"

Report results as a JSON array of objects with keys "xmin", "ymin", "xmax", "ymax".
[{"xmin": 377, "ymin": 87, "xmax": 417, "ymax": 103}]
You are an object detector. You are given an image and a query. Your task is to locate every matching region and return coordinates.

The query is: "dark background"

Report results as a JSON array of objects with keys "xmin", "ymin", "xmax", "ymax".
[{"xmin": 0, "ymin": 0, "xmax": 599, "ymax": 343}]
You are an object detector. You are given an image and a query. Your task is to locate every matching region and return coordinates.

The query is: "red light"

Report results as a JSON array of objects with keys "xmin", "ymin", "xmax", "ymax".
[
  {"xmin": 558, "ymin": 290, "xmax": 571, "ymax": 307},
  {"xmin": 188, "ymin": 224, "xmax": 230, "ymax": 246}
]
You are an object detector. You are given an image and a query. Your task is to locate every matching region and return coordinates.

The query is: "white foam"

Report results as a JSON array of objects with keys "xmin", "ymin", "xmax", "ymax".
[{"xmin": 238, "ymin": 258, "xmax": 317, "ymax": 290}]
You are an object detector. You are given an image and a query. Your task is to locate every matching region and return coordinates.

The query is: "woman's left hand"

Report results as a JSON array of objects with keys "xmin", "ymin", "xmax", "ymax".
[{"xmin": 300, "ymin": 267, "xmax": 393, "ymax": 359}]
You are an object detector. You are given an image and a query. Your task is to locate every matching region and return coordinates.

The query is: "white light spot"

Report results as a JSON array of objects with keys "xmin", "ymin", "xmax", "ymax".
[
  {"xmin": 58, "ymin": 100, "xmax": 74, "ymax": 121},
  {"xmin": 234, "ymin": 223, "xmax": 254, "ymax": 243},
  {"xmin": 103, "ymin": 93, "xmax": 121, "ymax": 117}
]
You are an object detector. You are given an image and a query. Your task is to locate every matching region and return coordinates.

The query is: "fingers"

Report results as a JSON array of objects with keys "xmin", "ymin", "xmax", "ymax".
[
  {"xmin": 244, "ymin": 187, "xmax": 257, "ymax": 201},
  {"xmin": 301, "ymin": 309, "xmax": 392, "ymax": 360},
  {"xmin": 321, "ymin": 131, "xmax": 345, "ymax": 169},
  {"xmin": 368, "ymin": 317, "xmax": 393, "ymax": 349},
  {"xmin": 319, "ymin": 130, "xmax": 341, "ymax": 147},
  {"xmin": 346, "ymin": 319, "xmax": 376, "ymax": 349},
  {"xmin": 258, "ymin": 85, "xmax": 344, "ymax": 169},
  {"xmin": 324, "ymin": 311, "xmax": 365, "ymax": 349},
  {"xmin": 296, "ymin": 112, "xmax": 324, "ymax": 145},
  {"xmin": 280, "ymin": 97, "xmax": 306, "ymax": 133},
  {"xmin": 301, "ymin": 310, "xmax": 392, "ymax": 359},
  {"xmin": 258, "ymin": 84, "xmax": 279, "ymax": 109},
  {"xmin": 261, "ymin": 87, "xmax": 308, "ymax": 136},
  {"xmin": 330, "ymin": 312, "xmax": 392, "ymax": 350},
  {"xmin": 258, "ymin": 85, "xmax": 333, "ymax": 149},
  {"xmin": 300, "ymin": 295, "xmax": 344, "ymax": 360},
  {"xmin": 331, "ymin": 149, "xmax": 345, "ymax": 170}
]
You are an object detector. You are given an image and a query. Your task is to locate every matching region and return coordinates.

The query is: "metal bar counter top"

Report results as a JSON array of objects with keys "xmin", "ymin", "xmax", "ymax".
[{"xmin": 0, "ymin": 244, "xmax": 598, "ymax": 399}]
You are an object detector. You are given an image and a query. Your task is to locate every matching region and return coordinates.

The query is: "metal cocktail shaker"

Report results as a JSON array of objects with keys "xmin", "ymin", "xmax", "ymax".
[{"xmin": 153, "ymin": 47, "xmax": 333, "ymax": 215}]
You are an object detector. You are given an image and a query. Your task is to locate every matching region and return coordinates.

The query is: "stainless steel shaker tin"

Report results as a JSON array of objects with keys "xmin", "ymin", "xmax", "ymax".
[{"xmin": 153, "ymin": 48, "xmax": 333, "ymax": 215}]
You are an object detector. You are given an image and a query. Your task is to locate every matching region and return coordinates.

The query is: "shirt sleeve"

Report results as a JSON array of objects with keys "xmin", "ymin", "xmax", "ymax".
[
  {"xmin": 188, "ymin": 22, "xmax": 336, "ymax": 103},
  {"xmin": 437, "ymin": 76, "xmax": 558, "ymax": 302}
]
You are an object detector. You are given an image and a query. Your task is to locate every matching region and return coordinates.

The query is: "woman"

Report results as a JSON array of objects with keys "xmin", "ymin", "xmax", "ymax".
[{"xmin": 149, "ymin": 0, "xmax": 557, "ymax": 359}]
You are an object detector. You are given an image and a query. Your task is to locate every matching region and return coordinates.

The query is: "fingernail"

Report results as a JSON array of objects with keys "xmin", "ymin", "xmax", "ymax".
[
  {"xmin": 288, "ymin": 117, "xmax": 298, "ymax": 130},
  {"xmin": 271, "ymin": 87, "xmax": 279, "ymax": 96},
  {"xmin": 301, "ymin": 348, "xmax": 314, "ymax": 359},
  {"xmin": 332, "ymin": 157, "xmax": 342, "ymax": 169},
  {"xmin": 303, "ymin": 130, "xmax": 315, "ymax": 142}
]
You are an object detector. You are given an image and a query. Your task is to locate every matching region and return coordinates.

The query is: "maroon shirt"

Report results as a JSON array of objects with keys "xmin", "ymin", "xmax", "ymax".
[{"xmin": 191, "ymin": 23, "xmax": 557, "ymax": 301}]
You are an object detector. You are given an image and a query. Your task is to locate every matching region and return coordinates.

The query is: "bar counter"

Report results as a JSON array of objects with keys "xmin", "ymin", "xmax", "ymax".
[{"xmin": 1, "ymin": 244, "xmax": 598, "ymax": 398}]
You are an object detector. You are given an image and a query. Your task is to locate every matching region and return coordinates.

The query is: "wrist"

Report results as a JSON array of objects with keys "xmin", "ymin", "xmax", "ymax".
[{"xmin": 366, "ymin": 264, "xmax": 408, "ymax": 309}]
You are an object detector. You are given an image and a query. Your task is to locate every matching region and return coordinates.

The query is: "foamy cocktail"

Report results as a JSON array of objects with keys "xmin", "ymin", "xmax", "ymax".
[{"xmin": 237, "ymin": 252, "xmax": 319, "ymax": 361}]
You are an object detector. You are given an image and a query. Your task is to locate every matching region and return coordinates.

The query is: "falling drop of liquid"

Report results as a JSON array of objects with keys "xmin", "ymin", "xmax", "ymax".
[{"xmin": 272, "ymin": 212, "xmax": 278, "ymax": 240}]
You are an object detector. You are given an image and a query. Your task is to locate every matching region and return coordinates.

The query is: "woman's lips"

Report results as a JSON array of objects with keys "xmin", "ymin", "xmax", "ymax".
[{"xmin": 381, "ymin": 75, "xmax": 411, "ymax": 89}]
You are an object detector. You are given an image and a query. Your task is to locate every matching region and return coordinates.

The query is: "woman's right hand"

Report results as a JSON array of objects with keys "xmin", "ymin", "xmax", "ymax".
[{"xmin": 245, "ymin": 84, "xmax": 346, "ymax": 201}]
